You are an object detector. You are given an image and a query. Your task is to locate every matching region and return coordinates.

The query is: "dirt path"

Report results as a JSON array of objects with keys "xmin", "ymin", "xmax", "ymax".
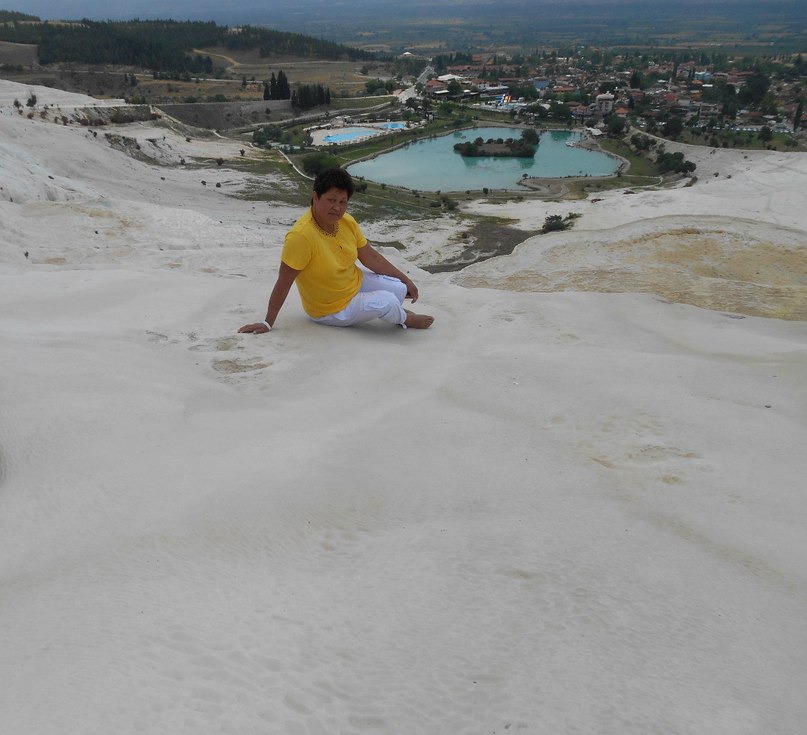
[{"xmin": 193, "ymin": 49, "xmax": 240, "ymax": 68}]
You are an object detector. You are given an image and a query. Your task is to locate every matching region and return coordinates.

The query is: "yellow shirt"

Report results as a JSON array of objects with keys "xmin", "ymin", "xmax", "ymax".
[{"xmin": 281, "ymin": 209, "xmax": 367, "ymax": 318}]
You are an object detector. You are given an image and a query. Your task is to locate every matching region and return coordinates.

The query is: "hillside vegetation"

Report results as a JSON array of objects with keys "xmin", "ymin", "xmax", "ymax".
[{"xmin": 0, "ymin": 19, "xmax": 376, "ymax": 75}]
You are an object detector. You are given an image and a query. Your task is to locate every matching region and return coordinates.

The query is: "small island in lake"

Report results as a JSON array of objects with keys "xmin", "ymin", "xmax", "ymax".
[{"xmin": 454, "ymin": 128, "xmax": 540, "ymax": 158}]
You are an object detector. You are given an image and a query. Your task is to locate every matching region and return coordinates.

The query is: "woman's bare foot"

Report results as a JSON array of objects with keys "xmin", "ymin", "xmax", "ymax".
[{"xmin": 404, "ymin": 310, "xmax": 435, "ymax": 329}]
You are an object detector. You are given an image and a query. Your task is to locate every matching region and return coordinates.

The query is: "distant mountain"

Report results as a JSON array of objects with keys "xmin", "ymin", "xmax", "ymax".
[
  {"xmin": 7, "ymin": 0, "xmax": 803, "ymax": 22},
  {"xmin": 6, "ymin": 0, "xmax": 807, "ymax": 49}
]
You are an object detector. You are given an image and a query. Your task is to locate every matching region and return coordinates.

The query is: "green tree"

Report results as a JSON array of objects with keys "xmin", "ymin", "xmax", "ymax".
[
  {"xmin": 607, "ymin": 116, "xmax": 626, "ymax": 136},
  {"xmin": 292, "ymin": 83, "xmax": 330, "ymax": 110},
  {"xmin": 657, "ymin": 151, "xmax": 696, "ymax": 174},
  {"xmin": 268, "ymin": 71, "xmax": 291, "ymax": 100},
  {"xmin": 737, "ymin": 70, "xmax": 770, "ymax": 106},
  {"xmin": 542, "ymin": 215, "xmax": 569, "ymax": 233},
  {"xmin": 550, "ymin": 102, "xmax": 571, "ymax": 122},
  {"xmin": 301, "ymin": 152, "xmax": 340, "ymax": 176},
  {"xmin": 664, "ymin": 116, "xmax": 684, "ymax": 139},
  {"xmin": 521, "ymin": 127, "xmax": 539, "ymax": 145},
  {"xmin": 278, "ymin": 70, "xmax": 290, "ymax": 99}
]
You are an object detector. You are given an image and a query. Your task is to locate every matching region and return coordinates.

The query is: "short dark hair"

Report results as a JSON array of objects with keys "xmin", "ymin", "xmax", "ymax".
[{"xmin": 313, "ymin": 167, "xmax": 354, "ymax": 198}]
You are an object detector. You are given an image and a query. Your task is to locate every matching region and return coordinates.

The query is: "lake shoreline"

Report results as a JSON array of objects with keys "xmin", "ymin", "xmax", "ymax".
[{"xmin": 347, "ymin": 125, "xmax": 621, "ymax": 194}]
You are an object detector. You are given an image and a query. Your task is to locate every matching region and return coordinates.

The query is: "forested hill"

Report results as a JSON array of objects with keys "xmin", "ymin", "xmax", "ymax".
[
  {"xmin": 0, "ymin": 19, "xmax": 376, "ymax": 74},
  {"xmin": 0, "ymin": 10, "xmax": 39, "ymax": 22}
]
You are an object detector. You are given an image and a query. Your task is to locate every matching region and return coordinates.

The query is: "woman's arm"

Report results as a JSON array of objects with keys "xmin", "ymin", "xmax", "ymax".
[
  {"xmin": 357, "ymin": 244, "xmax": 419, "ymax": 302},
  {"xmin": 238, "ymin": 262, "xmax": 301, "ymax": 334}
]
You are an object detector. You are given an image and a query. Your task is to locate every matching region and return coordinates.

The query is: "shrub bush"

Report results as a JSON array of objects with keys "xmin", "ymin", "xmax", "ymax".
[{"xmin": 301, "ymin": 152, "xmax": 340, "ymax": 175}]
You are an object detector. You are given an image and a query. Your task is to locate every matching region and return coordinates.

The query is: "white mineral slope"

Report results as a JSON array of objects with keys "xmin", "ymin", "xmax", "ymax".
[
  {"xmin": 0, "ymin": 78, "xmax": 125, "ymax": 109},
  {"xmin": 1, "ymin": 86, "xmax": 807, "ymax": 735},
  {"xmin": 466, "ymin": 140, "xmax": 807, "ymax": 234}
]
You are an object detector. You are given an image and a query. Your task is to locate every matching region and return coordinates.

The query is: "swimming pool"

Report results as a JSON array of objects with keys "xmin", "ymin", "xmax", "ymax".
[
  {"xmin": 322, "ymin": 127, "xmax": 379, "ymax": 144},
  {"xmin": 320, "ymin": 122, "xmax": 408, "ymax": 144}
]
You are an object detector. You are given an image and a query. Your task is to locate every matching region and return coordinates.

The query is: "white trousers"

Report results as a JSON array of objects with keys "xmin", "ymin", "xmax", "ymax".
[{"xmin": 313, "ymin": 272, "xmax": 408, "ymax": 328}]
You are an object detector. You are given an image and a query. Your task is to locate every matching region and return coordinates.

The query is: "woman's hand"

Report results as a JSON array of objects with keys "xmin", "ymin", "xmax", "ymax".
[
  {"xmin": 238, "ymin": 322, "xmax": 272, "ymax": 334},
  {"xmin": 403, "ymin": 277, "xmax": 419, "ymax": 303},
  {"xmin": 236, "ymin": 263, "xmax": 299, "ymax": 335},
  {"xmin": 358, "ymin": 244, "xmax": 419, "ymax": 302}
]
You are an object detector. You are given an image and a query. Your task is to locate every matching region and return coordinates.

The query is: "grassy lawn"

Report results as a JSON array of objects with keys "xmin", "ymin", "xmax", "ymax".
[
  {"xmin": 0, "ymin": 40, "xmax": 37, "ymax": 66},
  {"xmin": 558, "ymin": 137, "xmax": 663, "ymax": 197},
  {"xmin": 643, "ymin": 127, "xmax": 803, "ymax": 152},
  {"xmin": 598, "ymin": 138, "xmax": 658, "ymax": 177},
  {"xmin": 686, "ymin": 130, "xmax": 802, "ymax": 151},
  {"xmin": 328, "ymin": 96, "xmax": 396, "ymax": 110}
]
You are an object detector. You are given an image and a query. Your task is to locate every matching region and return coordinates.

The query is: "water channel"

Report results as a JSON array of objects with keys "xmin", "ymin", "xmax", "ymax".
[{"xmin": 347, "ymin": 127, "xmax": 620, "ymax": 192}]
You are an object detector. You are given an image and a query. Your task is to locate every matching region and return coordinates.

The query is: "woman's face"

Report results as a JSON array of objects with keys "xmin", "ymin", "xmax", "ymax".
[{"xmin": 312, "ymin": 187, "xmax": 350, "ymax": 231}]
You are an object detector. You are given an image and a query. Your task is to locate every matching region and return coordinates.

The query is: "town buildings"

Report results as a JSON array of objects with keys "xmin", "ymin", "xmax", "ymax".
[{"xmin": 417, "ymin": 51, "xmax": 806, "ymax": 135}]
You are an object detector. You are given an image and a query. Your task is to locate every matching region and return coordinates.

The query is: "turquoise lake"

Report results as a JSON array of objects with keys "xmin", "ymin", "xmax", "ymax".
[{"xmin": 347, "ymin": 127, "xmax": 620, "ymax": 192}]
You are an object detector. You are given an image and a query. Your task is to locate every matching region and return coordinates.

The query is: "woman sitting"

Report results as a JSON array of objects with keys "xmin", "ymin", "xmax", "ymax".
[{"xmin": 239, "ymin": 167, "xmax": 434, "ymax": 335}]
